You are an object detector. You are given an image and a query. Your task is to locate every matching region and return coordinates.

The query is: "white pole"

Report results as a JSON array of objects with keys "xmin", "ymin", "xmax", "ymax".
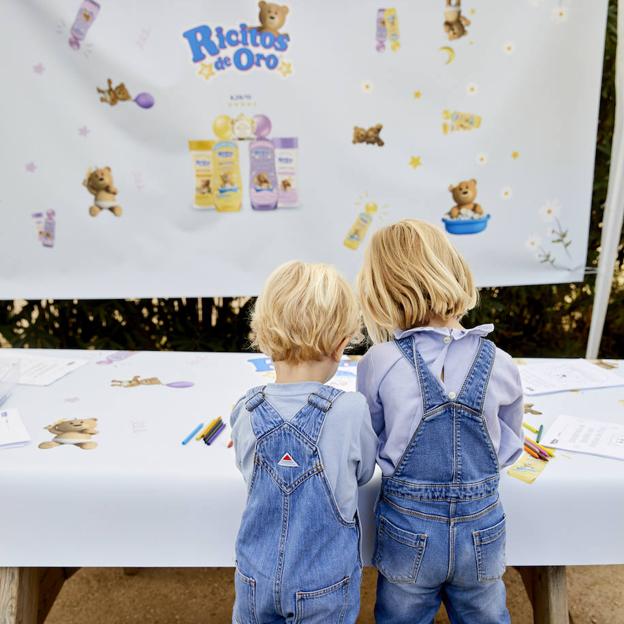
[{"xmin": 586, "ymin": 0, "xmax": 624, "ymax": 359}]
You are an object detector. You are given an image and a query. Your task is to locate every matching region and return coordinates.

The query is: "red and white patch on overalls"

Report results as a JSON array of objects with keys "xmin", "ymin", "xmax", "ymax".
[{"xmin": 278, "ymin": 452, "xmax": 299, "ymax": 467}]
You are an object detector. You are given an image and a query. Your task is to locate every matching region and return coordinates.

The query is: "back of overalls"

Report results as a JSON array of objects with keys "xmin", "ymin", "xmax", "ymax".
[
  {"xmin": 234, "ymin": 384, "xmax": 361, "ymax": 624},
  {"xmin": 374, "ymin": 336, "xmax": 509, "ymax": 624}
]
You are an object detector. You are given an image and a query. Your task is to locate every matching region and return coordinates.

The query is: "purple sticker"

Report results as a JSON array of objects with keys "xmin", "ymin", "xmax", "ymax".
[{"xmin": 166, "ymin": 381, "xmax": 194, "ymax": 388}]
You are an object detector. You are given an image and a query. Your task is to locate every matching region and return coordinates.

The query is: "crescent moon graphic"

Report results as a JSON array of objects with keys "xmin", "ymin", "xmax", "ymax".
[{"xmin": 439, "ymin": 46, "xmax": 456, "ymax": 64}]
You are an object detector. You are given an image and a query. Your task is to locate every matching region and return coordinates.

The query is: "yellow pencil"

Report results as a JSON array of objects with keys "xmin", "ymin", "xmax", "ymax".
[
  {"xmin": 533, "ymin": 440, "xmax": 555, "ymax": 457},
  {"xmin": 196, "ymin": 417, "xmax": 221, "ymax": 441},
  {"xmin": 522, "ymin": 422, "xmax": 539, "ymax": 434}
]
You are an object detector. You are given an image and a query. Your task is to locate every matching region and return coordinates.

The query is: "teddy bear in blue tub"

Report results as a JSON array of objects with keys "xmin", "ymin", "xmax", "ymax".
[{"xmin": 442, "ymin": 179, "xmax": 490, "ymax": 235}]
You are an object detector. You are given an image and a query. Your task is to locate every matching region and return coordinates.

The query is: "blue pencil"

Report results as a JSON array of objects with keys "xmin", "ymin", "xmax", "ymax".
[{"xmin": 182, "ymin": 423, "xmax": 204, "ymax": 445}]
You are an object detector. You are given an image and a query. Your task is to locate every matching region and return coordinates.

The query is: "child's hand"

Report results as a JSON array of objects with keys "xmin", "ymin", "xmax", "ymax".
[{"xmin": 227, "ymin": 439, "xmax": 233, "ymax": 449}]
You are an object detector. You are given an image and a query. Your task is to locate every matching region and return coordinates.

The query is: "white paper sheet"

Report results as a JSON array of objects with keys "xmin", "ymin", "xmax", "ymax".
[
  {"xmin": 542, "ymin": 415, "xmax": 624, "ymax": 461},
  {"xmin": 519, "ymin": 359, "xmax": 624, "ymax": 395},
  {"xmin": 0, "ymin": 354, "xmax": 88, "ymax": 386},
  {"xmin": 0, "ymin": 409, "xmax": 31, "ymax": 449}
]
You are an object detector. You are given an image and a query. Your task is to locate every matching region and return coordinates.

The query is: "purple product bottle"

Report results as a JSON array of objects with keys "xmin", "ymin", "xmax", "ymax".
[
  {"xmin": 273, "ymin": 138, "xmax": 299, "ymax": 208},
  {"xmin": 249, "ymin": 115, "xmax": 278, "ymax": 211},
  {"xmin": 68, "ymin": 0, "xmax": 101, "ymax": 50}
]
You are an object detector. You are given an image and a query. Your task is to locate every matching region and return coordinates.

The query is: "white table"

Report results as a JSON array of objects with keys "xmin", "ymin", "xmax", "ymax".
[{"xmin": 1, "ymin": 349, "xmax": 624, "ymax": 624}]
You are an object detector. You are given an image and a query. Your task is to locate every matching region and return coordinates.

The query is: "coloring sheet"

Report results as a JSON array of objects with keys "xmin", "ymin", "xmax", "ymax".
[{"xmin": 0, "ymin": 0, "xmax": 608, "ymax": 297}]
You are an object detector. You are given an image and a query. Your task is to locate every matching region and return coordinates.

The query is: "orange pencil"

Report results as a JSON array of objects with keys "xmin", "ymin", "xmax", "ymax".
[{"xmin": 524, "ymin": 445, "xmax": 541, "ymax": 460}]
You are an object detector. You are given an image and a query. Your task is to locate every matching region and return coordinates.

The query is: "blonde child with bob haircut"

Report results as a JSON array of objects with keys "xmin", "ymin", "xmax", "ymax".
[
  {"xmin": 357, "ymin": 220, "xmax": 523, "ymax": 624},
  {"xmin": 231, "ymin": 260, "xmax": 377, "ymax": 624}
]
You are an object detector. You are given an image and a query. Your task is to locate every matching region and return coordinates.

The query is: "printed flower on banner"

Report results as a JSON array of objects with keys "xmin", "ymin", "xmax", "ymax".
[
  {"xmin": 466, "ymin": 83, "xmax": 479, "ymax": 95},
  {"xmin": 33, "ymin": 63, "xmax": 45, "ymax": 74},
  {"xmin": 552, "ymin": 6, "xmax": 568, "ymax": 23},
  {"xmin": 361, "ymin": 81, "xmax": 374, "ymax": 94},
  {"xmin": 503, "ymin": 42, "xmax": 515, "ymax": 55},
  {"xmin": 476, "ymin": 153, "xmax": 488, "ymax": 165},
  {"xmin": 78, "ymin": 126, "xmax": 90, "ymax": 137},
  {"xmin": 25, "ymin": 162, "xmax": 37, "ymax": 173},
  {"xmin": 526, "ymin": 199, "xmax": 578, "ymax": 270},
  {"xmin": 501, "ymin": 187, "xmax": 513, "ymax": 200},
  {"xmin": 525, "ymin": 235, "xmax": 542, "ymax": 254},
  {"xmin": 539, "ymin": 199, "xmax": 561, "ymax": 222}
]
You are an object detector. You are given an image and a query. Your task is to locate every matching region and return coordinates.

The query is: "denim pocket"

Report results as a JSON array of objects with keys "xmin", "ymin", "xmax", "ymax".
[
  {"xmin": 374, "ymin": 516, "xmax": 427, "ymax": 584},
  {"xmin": 233, "ymin": 567, "xmax": 257, "ymax": 624},
  {"xmin": 294, "ymin": 576, "xmax": 350, "ymax": 624},
  {"xmin": 472, "ymin": 516, "xmax": 507, "ymax": 582}
]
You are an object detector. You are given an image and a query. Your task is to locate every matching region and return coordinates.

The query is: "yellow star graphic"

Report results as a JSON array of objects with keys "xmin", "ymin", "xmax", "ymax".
[
  {"xmin": 278, "ymin": 60, "xmax": 293, "ymax": 77},
  {"xmin": 469, "ymin": 8, "xmax": 477, "ymax": 15},
  {"xmin": 512, "ymin": 151, "xmax": 520, "ymax": 160},
  {"xmin": 409, "ymin": 156, "xmax": 422, "ymax": 169},
  {"xmin": 198, "ymin": 62, "xmax": 215, "ymax": 80},
  {"xmin": 413, "ymin": 90, "xmax": 423, "ymax": 99}
]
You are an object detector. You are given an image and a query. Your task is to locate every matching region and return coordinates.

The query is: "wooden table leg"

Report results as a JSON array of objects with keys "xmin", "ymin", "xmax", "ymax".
[
  {"xmin": 0, "ymin": 567, "xmax": 40, "ymax": 624},
  {"xmin": 0, "ymin": 567, "xmax": 77, "ymax": 624},
  {"xmin": 516, "ymin": 565, "xmax": 570, "ymax": 624}
]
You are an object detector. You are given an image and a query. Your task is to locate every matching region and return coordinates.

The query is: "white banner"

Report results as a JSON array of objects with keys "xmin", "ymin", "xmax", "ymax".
[{"xmin": 0, "ymin": 0, "xmax": 608, "ymax": 298}]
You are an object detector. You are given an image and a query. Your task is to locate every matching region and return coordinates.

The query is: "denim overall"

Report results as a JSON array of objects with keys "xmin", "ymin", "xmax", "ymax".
[
  {"xmin": 374, "ymin": 337, "xmax": 510, "ymax": 624},
  {"xmin": 234, "ymin": 384, "xmax": 362, "ymax": 624}
]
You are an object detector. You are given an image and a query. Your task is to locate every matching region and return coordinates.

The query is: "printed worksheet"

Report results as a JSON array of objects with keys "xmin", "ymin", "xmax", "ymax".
[
  {"xmin": 519, "ymin": 359, "xmax": 624, "ymax": 395},
  {"xmin": 541, "ymin": 415, "xmax": 624, "ymax": 461},
  {"xmin": 0, "ymin": 353, "xmax": 88, "ymax": 386}
]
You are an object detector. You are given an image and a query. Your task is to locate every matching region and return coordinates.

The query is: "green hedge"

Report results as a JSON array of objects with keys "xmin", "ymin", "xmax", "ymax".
[{"xmin": 1, "ymin": 1, "xmax": 622, "ymax": 358}]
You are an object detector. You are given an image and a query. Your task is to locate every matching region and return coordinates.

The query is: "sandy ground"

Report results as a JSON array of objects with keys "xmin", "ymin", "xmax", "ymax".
[{"xmin": 46, "ymin": 565, "xmax": 624, "ymax": 623}]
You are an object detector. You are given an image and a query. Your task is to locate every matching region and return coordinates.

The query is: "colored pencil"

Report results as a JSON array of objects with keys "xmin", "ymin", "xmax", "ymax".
[
  {"xmin": 196, "ymin": 417, "xmax": 222, "ymax": 441},
  {"xmin": 182, "ymin": 423, "xmax": 204, "ymax": 445},
  {"xmin": 524, "ymin": 445, "xmax": 541, "ymax": 460},
  {"xmin": 523, "ymin": 422, "xmax": 539, "ymax": 434},
  {"xmin": 524, "ymin": 439, "xmax": 549, "ymax": 461},
  {"xmin": 204, "ymin": 421, "xmax": 226, "ymax": 446},
  {"xmin": 536, "ymin": 424, "xmax": 544, "ymax": 443}
]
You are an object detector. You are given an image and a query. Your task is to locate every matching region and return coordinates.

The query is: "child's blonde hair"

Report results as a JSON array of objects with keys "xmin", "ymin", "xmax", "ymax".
[
  {"xmin": 358, "ymin": 219, "xmax": 478, "ymax": 343},
  {"xmin": 251, "ymin": 261, "xmax": 360, "ymax": 363}
]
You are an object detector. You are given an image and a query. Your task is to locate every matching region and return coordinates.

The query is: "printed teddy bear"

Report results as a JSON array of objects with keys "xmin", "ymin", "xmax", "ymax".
[
  {"xmin": 352, "ymin": 124, "xmax": 384, "ymax": 147},
  {"xmin": 257, "ymin": 1, "xmax": 289, "ymax": 36},
  {"xmin": 444, "ymin": 0, "xmax": 470, "ymax": 41},
  {"xmin": 97, "ymin": 79, "xmax": 132, "ymax": 106},
  {"xmin": 254, "ymin": 173, "xmax": 272, "ymax": 189},
  {"xmin": 220, "ymin": 173, "xmax": 235, "ymax": 190},
  {"xmin": 448, "ymin": 179, "xmax": 483, "ymax": 218},
  {"xmin": 39, "ymin": 418, "xmax": 99, "ymax": 450},
  {"xmin": 83, "ymin": 167, "xmax": 122, "ymax": 217}
]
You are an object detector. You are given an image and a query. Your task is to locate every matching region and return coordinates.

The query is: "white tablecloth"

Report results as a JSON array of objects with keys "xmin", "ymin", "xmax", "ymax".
[{"xmin": 1, "ymin": 349, "xmax": 623, "ymax": 567}]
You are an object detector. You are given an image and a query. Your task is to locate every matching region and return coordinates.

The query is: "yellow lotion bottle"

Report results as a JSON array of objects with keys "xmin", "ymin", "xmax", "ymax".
[
  {"xmin": 212, "ymin": 115, "xmax": 242, "ymax": 212},
  {"xmin": 344, "ymin": 202, "xmax": 378, "ymax": 250}
]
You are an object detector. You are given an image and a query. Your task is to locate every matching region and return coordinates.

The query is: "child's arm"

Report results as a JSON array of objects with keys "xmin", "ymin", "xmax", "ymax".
[
  {"xmin": 356, "ymin": 401, "xmax": 378, "ymax": 486},
  {"xmin": 356, "ymin": 352, "xmax": 385, "ymax": 437},
  {"xmin": 229, "ymin": 397, "xmax": 256, "ymax": 482},
  {"xmin": 497, "ymin": 363, "xmax": 524, "ymax": 468}
]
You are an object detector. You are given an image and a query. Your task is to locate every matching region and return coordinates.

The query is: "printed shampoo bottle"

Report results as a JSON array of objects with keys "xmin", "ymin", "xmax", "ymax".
[
  {"xmin": 212, "ymin": 116, "xmax": 242, "ymax": 212},
  {"xmin": 273, "ymin": 138, "xmax": 299, "ymax": 208},
  {"xmin": 249, "ymin": 115, "xmax": 278, "ymax": 211}
]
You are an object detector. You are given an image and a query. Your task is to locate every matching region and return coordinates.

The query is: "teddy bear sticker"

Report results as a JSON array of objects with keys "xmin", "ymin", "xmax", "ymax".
[
  {"xmin": 353, "ymin": 124, "xmax": 385, "ymax": 147},
  {"xmin": 83, "ymin": 167, "xmax": 122, "ymax": 217},
  {"xmin": 97, "ymin": 78, "xmax": 155, "ymax": 109},
  {"xmin": 257, "ymin": 1, "xmax": 289, "ymax": 36},
  {"xmin": 444, "ymin": 0, "xmax": 471, "ymax": 41},
  {"xmin": 39, "ymin": 418, "xmax": 99, "ymax": 450},
  {"xmin": 443, "ymin": 179, "xmax": 490, "ymax": 234}
]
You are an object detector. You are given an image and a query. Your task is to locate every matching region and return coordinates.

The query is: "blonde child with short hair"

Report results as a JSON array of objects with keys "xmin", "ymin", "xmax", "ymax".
[
  {"xmin": 231, "ymin": 260, "xmax": 377, "ymax": 624},
  {"xmin": 357, "ymin": 220, "xmax": 523, "ymax": 624}
]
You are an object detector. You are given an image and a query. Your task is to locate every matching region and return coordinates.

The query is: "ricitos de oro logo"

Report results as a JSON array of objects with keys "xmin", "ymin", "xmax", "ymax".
[{"xmin": 182, "ymin": 2, "xmax": 293, "ymax": 80}]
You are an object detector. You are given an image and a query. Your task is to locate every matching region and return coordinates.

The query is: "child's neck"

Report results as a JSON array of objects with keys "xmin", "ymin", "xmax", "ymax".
[
  {"xmin": 274, "ymin": 358, "xmax": 338, "ymax": 385},
  {"xmin": 427, "ymin": 316, "xmax": 464, "ymax": 329}
]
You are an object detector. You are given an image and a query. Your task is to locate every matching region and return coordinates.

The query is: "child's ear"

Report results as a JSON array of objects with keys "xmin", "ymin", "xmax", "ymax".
[{"xmin": 332, "ymin": 337, "xmax": 351, "ymax": 362}]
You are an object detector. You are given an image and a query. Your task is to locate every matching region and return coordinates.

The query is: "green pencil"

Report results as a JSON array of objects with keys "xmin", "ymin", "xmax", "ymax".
[{"xmin": 536, "ymin": 424, "xmax": 544, "ymax": 443}]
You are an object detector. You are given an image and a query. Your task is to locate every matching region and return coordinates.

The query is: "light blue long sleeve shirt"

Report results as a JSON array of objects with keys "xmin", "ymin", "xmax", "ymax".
[
  {"xmin": 356, "ymin": 324, "xmax": 524, "ymax": 474},
  {"xmin": 230, "ymin": 382, "xmax": 378, "ymax": 522}
]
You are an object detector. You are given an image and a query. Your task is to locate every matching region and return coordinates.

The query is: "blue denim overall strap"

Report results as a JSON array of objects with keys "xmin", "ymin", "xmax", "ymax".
[
  {"xmin": 385, "ymin": 336, "xmax": 499, "ymax": 501},
  {"xmin": 235, "ymin": 384, "xmax": 361, "ymax": 623}
]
